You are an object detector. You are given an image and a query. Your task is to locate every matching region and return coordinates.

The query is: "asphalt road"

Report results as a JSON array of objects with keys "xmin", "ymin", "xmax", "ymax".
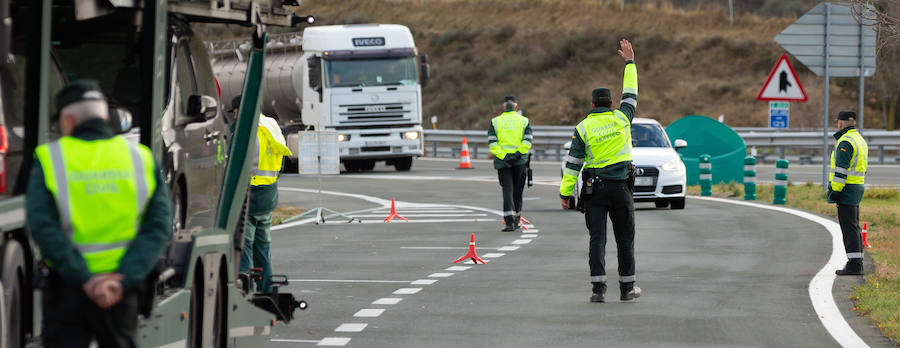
[{"xmin": 264, "ymin": 158, "xmax": 894, "ymax": 347}]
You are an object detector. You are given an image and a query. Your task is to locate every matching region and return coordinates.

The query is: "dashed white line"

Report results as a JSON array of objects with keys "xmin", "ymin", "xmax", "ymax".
[
  {"xmin": 411, "ymin": 279, "xmax": 438, "ymax": 285},
  {"xmin": 289, "ymin": 279, "xmax": 410, "ymax": 283},
  {"xmin": 428, "ymin": 272, "xmax": 454, "ymax": 278},
  {"xmin": 270, "ymin": 339, "xmax": 320, "ymax": 343},
  {"xmin": 393, "ymin": 288, "xmax": 422, "ymax": 295},
  {"xmin": 482, "ymin": 253, "xmax": 505, "ymax": 258},
  {"xmin": 353, "ymin": 213, "xmax": 488, "ymax": 218},
  {"xmin": 526, "ymin": 229, "xmax": 539, "ymax": 233},
  {"xmin": 317, "ymin": 337, "xmax": 352, "ymax": 346},
  {"xmin": 335, "ymin": 323, "xmax": 368, "ymax": 332},
  {"xmin": 521, "ymin": 234, "xmax": 538, "ymax": 239},
  {"xmin": 463, "ymin": 259, "xmax": 490, "ymax": 264},
  {"xmin": 400, "ymin": 246, "xmax": 502, "ymax": 250},
  {"xmin": 512, "ymin": 239, "xmax": 532, "ymax": 245},
  {"xmin": 498, "ymin": 246, "xmax": 520, "ymax": 251},
  {"xmin": 353, "ymin": 309, "xmax": 385, "ymax": 318},
  {"xmin": 445, "ymin": 266, "xmax": 471, "ymax": 271},
  {"xmin": 372, "ymin": 298, "xmax": 403, "ymax": 305}
]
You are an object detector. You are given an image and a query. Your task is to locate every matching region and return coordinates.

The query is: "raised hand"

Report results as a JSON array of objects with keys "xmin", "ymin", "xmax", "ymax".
[{"xmin": 617, "ymin": 39, "xmax": 634, "ymax": 61}]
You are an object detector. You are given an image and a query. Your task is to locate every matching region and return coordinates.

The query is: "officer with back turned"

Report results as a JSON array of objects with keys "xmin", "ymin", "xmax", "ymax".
[
  {"xmin": 26, "ymin": 80, "xmax": 172, "ymax": 347},
  {"xmin": 827, "ymin": 110, "xmax": 869, "ymax": 276},
  {"xmin": 560, "ymin": 39, "xmax": 640, "ymax": 303},
  {"xmin": 488, "ymin": 96, "xmax": 533, "ymax": 231}
]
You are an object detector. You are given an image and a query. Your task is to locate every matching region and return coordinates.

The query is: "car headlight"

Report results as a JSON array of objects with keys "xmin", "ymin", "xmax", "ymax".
[
  {"xmin": 661, "ymin": 159, "xmax": 683, "ymax": 171},
  {"xmin": 337, "ymin": 134, "xmax": 349, "ymax": 142},
  {"xmin": 403, "ymin": 131, "xmax": 420, "ymax": 140}
]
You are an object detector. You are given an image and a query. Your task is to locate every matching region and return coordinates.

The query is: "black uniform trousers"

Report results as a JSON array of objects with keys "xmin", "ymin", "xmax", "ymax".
[
  {"xmin": 583, "ymin": 180, "xmax": 636, "ymax": 283},
  {"xmin": 41, "ymin": 271, "xmax": 139, "ymax": 348},
  {"xmin": 837, "ymin": 204, "xmax": 863, "ymax": 261},
  {"xmin": 498, "ymin": 164, "xmax": 527, "ymax": 224}
]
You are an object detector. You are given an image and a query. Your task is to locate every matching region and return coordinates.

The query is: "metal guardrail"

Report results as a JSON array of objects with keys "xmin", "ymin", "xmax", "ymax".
[{"xmin": 423, "ymin": 128, "xmax": 900, "ymax": 164}]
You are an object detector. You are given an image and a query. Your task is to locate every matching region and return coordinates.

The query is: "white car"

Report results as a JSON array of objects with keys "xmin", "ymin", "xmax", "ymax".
[{"xmin": 562, "ymin": 117, "xmax": 688, "ymax": 209}]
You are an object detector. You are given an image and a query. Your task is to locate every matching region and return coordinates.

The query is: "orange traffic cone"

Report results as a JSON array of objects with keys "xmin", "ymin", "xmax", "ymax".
[
  {"xmin": 519, "ymin": 215, "xmax": 530, "ymax": 231},
  {"xmin": 384, "ymin": 198, "xmax": 408, "ymax": 223},
  {"xmin": 453, "ymin": 233, "xmax": 486, "ymax": 264},
  {"xmin": 862, "ymin": 222, "xmax": 871, "ymax": 248},
  {"xmin": 457, "ymin": 137, "xmax": 473, "ymax": 169}
]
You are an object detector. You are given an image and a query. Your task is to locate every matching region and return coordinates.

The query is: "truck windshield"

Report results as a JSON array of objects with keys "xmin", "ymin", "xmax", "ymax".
[
  {"xmin": 325, "ymin": 57, "xmax": 418, "ymax": 88},
  {"xmin": 631, "ymin": 124, "xmax": 670, "ymax": 148}
]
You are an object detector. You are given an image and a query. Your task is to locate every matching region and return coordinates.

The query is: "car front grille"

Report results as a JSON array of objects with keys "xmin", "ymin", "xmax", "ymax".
[
  {"xmin": 338, "ymin": 102, "xmax": 412, "ymax": 125},
  {"xmin": 633, "ymin": 166, "xmax": 658, "ymax": 192},
  {"xmin": 662, "ymin": 185, "xmax": 683, "ymax": 194}
]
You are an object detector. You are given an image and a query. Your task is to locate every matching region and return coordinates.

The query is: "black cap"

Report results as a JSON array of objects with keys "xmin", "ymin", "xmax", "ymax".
[
  {"xmin": 55, "ymin": 79, "xmax": 105, "ymax": 114},
  {"xmin": 504, "ymin": 95, "xmax": 517, "ymax": 103},
  {"xmin": 592, "ymin": 88, "xmax": 611, "ymax": 105},
  {"xmin": 837, "ymin": 110, "xmax": 856, "ymax": 121},
  {"xmin": 231, "ymin": 94, "xmax": 242, "ymax": 111}
]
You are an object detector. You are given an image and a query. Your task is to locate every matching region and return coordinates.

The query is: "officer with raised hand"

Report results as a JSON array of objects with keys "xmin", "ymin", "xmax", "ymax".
[
  {"xmin": 488, "ymin": 96, "xmax": 533, "ymax": 231},
  {"xmin": 827, "ymin": 110, "xmax": 869, "ymax": 276},
  {"xmin": 26, "ymin": 80, "xmax": 171, "ymax": 347},
  {"xmin": 560, "ymin": 39, "xmax": 640, "ymax": 303}
]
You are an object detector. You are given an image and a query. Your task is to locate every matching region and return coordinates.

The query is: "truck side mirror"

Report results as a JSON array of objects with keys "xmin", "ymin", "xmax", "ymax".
[
  {"xmin": 0, "ymin": 11, "xmax": 9, "ymax": 68},
  {"xmin": 307, "ymin": 56, "xmax": 322, "ymax": 92},
  {"xmin": 186, "ymin": 95, "xmax": 218, "ymax": 121},
  {"xmin": 108, "ymin": 106, "xmax": 134, "ymax": 134},
  {"xmin": 419, "ymin": 53, "xmax": 430, "ymax": 88}
]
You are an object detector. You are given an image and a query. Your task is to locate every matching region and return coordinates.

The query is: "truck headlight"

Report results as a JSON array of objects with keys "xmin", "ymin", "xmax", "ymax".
[
  {"xmin": 403, "ymin": 131, "xmax": 420, "ymax": 140},
  {"xmin": 661, "ymin": 159, "xmax": 683, "ymax": 172},
  {"xmin": 337, "ymin": 134, "xmax": 349, "ymax": 142}
]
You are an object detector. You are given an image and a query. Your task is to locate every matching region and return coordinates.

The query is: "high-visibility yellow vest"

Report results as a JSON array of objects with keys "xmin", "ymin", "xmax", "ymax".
[
  {"xmin": 489, "ymin": 111, "xmax": 530, "ymax": 160},
  {"xmin": 829, "ymin": 129, "xmax": 868, "ymax": 191},
  {"xmin": 251, "ymin": 115, "xmax": 293, "ymax": 186},
  {"xmin": 34, "ymin": 136, "xmax": 156, "ymax": 274},
  {"xmin": 576, "ymin": 110, "xmax": 632, "ymax": 168}
]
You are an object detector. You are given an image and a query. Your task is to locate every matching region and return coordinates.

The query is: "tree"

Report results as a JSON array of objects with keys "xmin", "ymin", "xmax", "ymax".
[{"xmin": 852, "ymin": 0, "xmax": 900, "ymax": 129}]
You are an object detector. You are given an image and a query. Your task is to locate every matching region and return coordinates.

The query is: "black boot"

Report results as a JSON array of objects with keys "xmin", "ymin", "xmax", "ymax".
[
  {"xmin": 501, "ymin": 223, "xmax": 517, "ymax": 232},
  {"xmin": 620, "ymin": 281, "xmax": 642, "ymax": 301},
  {"xmin": 590, "ymin": 282, "xmax": 606, "ymax": 303},
  {"xmin": 835, "ymin": 259, "xmax": 863, "ymax": 276}
]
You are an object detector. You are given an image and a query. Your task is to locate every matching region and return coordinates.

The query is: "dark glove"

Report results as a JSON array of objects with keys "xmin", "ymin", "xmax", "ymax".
[
  {"xmin": 828, "ymin": 190, "xmax": 842, "ymax": 202},
  {"xmin": 504, "ymin": 152, "xmax": 521, "ymax": 164}
]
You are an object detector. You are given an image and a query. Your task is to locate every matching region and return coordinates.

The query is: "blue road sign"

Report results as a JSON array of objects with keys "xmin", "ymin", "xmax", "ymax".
[
  {"xmin": 769, "ymin": 102, "xmax": 790, "ymax": 129},
  {"xmin": 769, "ymin": 115, "xmax": 789, "ymax": 129}
]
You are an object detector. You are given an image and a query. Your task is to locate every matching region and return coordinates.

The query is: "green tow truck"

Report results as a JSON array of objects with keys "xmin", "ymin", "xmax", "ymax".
[{"xmin": 0, "ymin": 1, "xmax": 314, "ymax": 346}]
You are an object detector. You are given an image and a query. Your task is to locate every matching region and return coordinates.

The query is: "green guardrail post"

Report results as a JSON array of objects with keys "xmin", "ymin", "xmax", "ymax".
[
  {"xmin": 743, "ymin": 156, "xmax": 756, "ymax": 200},
  {"xmin": 773, "ymin": 159, "xmax": 789, "ymax": 205},
  {"xmin": 699, "ymin": 154, "xmax": 712, "ymax": 196}
]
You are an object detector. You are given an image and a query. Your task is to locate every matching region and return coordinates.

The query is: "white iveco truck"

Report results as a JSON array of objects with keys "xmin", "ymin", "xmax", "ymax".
[{"xmin": 213, "ymin": 24, "xmax": 429, "ymax": 172}]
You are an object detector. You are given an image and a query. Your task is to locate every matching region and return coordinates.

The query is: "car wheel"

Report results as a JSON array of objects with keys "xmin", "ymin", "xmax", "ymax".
[
  {"xmin": 671, "ymin": 197, "xmax": 686, "ymax": 210},
  {"xmin": 655, "ymin": 201, "xmax": 669, "ymax": 208},
  {"xmin": 394, "ymin": 157, "xmax": 413, "ymax": 171}
]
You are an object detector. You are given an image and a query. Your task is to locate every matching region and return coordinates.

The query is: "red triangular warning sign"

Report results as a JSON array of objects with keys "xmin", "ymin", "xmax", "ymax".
[{"xmin": 757, "ymin": 54, "xmax": 808, "ymax": 102}]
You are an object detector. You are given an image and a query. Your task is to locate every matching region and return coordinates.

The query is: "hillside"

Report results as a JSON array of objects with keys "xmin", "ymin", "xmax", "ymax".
[{"xmin": 294, "ymin": 0, "xmax": 875, "ymax": 129}]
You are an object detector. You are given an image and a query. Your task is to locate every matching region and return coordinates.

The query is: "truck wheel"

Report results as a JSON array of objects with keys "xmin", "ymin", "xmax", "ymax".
[
  {"xmin": 360, "ymin": 160, "xmax": 376, "ymax": 171},
  {"xmin": 343, "ymin": 161, "xmax": 359, "ymax": 172},
  {"xmin": 189, "ymin": 262, "xmax": 204, "ymax": 348},
  {"xmin": 283, "ymin": 158, "xmax": 298, "ymax": 174},
  {"xmin": 671, "ymin": 198, "xmax": 686, "ymax": 210},
  {"xmin": 655, "ymin": 201, "xmax": 669, "ymax": 208},
  {"xmin": 212, "ymin": 264, "xmax": 228, "ymax": 348},
  {"xmin": 393, "ymin": 157, "xmax": 413, "ymax": 171},
  {"xmin": 1, "ymin": 241, "xmax": 26, "ymax": 348}
]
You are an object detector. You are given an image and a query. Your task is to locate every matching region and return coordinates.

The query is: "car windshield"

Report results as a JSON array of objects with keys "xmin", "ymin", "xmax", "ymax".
[
  {"xmin": 631, "ymin": 124, "xmax": 670, "ymax": 148},
  {"xmin": 325, "ymin": 57, "xmax": 418, "ymax": 87}
]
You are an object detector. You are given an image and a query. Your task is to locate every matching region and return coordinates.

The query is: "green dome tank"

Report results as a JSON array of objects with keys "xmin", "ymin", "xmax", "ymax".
[{"xmin": 665, "ymin": 115, "xmax": 747, "ymax": 185}]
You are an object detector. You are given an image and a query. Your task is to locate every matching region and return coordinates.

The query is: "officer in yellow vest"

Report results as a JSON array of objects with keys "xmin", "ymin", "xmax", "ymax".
[
  {"xmin": 827, "ymin": 110, "xmax": 869, "ymax": 276},
  {"xmin": 488, "ymin": 96, "xmax": 533, "ymax": 231},
  {"xmin": 26, "ymin": 80, "xmax": 172, "ymax": 347},
  {"xmin": 560, "ymin": 39, "xmax": 641, "ymax": 303},
  {"xmin": 232, "ymin": 95, "xmax": 293, "ymax": 293}
]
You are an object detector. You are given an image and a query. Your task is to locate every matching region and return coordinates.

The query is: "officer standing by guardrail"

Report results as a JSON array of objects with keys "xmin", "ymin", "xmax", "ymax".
[
  {"xmin": 560, "ymin": 39, "xmax": 641, "ymax": 303},
  {"xmin": 26, "ymin": 80, "xmax": 172, "ymax": 347},
  {"xmin": 488, "ymin": 96, "xmax": 533, "ymax": 231},
  {"xmin": 827, "ymin": 110, "xmax": 869, "ymax": 276},
  {"xmin": 233, "ymin": 95, "xmax": 294, "ymax": 292}
]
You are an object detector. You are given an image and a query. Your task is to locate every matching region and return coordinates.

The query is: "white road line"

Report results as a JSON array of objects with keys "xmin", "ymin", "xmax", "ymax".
[
  {"xmin": 482, "ymin": 253, "xmax": 505, "ymax": 258},
  {"xmin": 353, "ymin": 309, "xmax": 385, "ymax": 318},
  {"xmin": 463, "ymin": 259, "xmax": 490, "ymax": 264},
  {"xmin": 521, "ymin": 234, "xmax": 538, "ymax": 239},
  {"xmin": 512, "ymin": 239, "xmax": 532, "ymax": 245},
  {"xmin": 335, "ymin": 323, "xmax": 368, "ymax": 332},
  {"xmin": 369, "ymin": 210, "xmax": 475, "ymax": 214},
  {"xmin": 393, "ymin": 288, "xmax": 422, "ymax": 295},
  {"xmin": 411, "ymin": 279, "xmax": 438, "ymax": 285},
  {"xmin": 400, "ymin": 246, "xmax": 502, "ymax": 250},
  {"xmin": 445, "ymin": 266, "xmax": 471, "ymax": 271},
  {"xmin": 428, "ymin": 273, "xmax": 454, "ymax": 278},
  {"xmin": 289, "ymin": 279, "xmax": 410, "ymax": 283},
  {"xmin": 352, "ymin": 213, "xmax": 488, "ymax": 218},
  {"xmin": 523, "ymin": 224, "xmax": 535, "ymax": 229},
  {"xmin": 498, "ymin": 246, "xmax": 520, "ymax": 251},
  {"xmin": 372, "ymin": 298, "xmax": 403, "ymax": 305},
  {"xmin": 317, "ymin": 337, "xmax": 352, "ymax": 346},
  {"xmin": 270, "ymin": 339, "xmax": 321, "ymax": 344},
  {"xmin": 526, "ymin": 229, "xmax": 539, "ymax": 233},
  {"xmin": 335, "ymin": 218, "xmax": 500, "ymax": 224},
  {"xmin": 692, "ymin": 196, "xmax": 869, "ymax": 347}
]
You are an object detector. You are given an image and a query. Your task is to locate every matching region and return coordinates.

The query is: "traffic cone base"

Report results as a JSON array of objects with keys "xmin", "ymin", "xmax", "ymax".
[
  {"xmin": 453, "ymin": 233, "xmax": 486, "ymax": 264},
  {"xmin": 862, "ymin": 223, "xmax": 871, "ymax": 248},
  {"xmin": 457, "ymin": 137, "xmax": 474, "ymax": 169},
  {"xmin": 384, "ymin": 198, "xmax": 408, "ymax": 223}
]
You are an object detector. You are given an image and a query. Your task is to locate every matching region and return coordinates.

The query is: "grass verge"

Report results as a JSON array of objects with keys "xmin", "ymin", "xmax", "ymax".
[
  {"xmin": 687, "ymin": 183, "xmax": 900, "ymax": 343},
  {"xmin": 272, "ymin": 205, "xmax": 308, "ymax": 225}
]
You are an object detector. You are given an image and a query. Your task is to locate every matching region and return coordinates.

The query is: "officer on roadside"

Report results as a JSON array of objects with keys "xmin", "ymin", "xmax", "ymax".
[
  {"xmin": 26, "ymin": 80, "xmax": 172, "ymax": 347},
  {"xmin": 827, "ymin": 110, "xmax": 869, "ymax": 276},
  {"xmin": 560, "ymin": 39, "xmax": 640, "ymax": 303},
  {"xmin": 488, "ymin": 95, "xmax": 533, "ymax": 231},
  {"xmin": 233, "ymin": 95, "xmax": 293, "ymax": 293}
]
